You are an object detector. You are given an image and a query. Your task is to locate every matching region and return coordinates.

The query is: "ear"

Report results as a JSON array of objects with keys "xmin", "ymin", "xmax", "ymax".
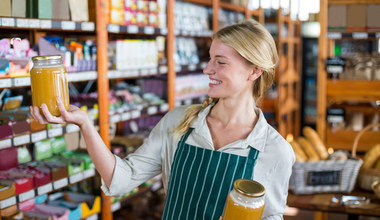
[{"xmin": 248, "ymin": 66, "xmax": 263, "ymax": 81}]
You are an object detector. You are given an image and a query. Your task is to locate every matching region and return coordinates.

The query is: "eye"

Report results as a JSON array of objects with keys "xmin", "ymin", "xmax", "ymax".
[{"xmin": 217, "ymin": 61, "xmax": 226, "ymax": 65}]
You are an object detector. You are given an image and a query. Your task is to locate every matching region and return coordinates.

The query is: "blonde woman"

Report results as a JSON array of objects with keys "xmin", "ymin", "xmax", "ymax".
[{"xmin": 31, "ymin": 19, "xmax": 295, "ymax": 219}]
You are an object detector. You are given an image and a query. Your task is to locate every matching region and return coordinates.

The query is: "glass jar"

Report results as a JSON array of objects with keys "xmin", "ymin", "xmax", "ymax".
[
  {"xmin": 30, "ymin": 55, "xmax": 69, "ymax": 116},
  {"xmin": 222, "ymin": 179, "xmax": 265, "ymax": 220}
]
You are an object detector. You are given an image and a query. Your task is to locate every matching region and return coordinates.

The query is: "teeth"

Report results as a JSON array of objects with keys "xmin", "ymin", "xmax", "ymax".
[{"xmin": 210, "ymin": 79, "xmax": 221, "ymax": 85}]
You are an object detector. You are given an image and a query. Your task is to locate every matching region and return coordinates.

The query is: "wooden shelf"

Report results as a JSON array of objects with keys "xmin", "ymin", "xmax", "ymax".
[
  {"xmin": 259, "ymin": 98, "xmax": 276, "ymax": 112},
  {"xmin": 279, "ymin": 98, "xmax": 299, "ymax": 116},
  {"xmin": 326, "ymin": 127, "xmax": 380, "ymax": 152},
  {"xmin": 327, "ymin": 80, "xmax": 380, "ymax": 102},
  {"xmin": 182, "ymin": 0, "xmax": 213, "ymax": 6},
  {"xmin": 328, "ymin": 0, "xmax": 380, "ymax": 4}
]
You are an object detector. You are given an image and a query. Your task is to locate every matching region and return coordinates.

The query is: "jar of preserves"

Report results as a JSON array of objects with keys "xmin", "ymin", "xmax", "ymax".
[
  {"xmin": 30, "ymin": 55, "xmax": 69, "ymax": 116},
  {"xmin": 222, "ymin": 179, "xmax": 265, "ymax": 220}
]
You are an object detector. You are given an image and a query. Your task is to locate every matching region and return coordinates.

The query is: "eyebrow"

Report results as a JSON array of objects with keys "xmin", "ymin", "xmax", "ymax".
[{"xmin": 214, "ymin": 55, "xmax": 228, "ymax": 59}]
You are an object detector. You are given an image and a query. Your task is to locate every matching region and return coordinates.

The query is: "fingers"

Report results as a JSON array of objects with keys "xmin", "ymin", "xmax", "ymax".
[
  {"xmin": 41, "ymin": 103, "xmax": 65, "ymax": 124},
  {"xmin": 56, "ymin": 96, "xmax": 70, "ymax": 120},
  {"xmin": 30, "ymin": 106, "xmax": 49, "ymax": 124}
]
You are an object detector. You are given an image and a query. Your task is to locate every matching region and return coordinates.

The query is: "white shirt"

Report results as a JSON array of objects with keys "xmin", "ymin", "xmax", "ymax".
[{"xmin": 101, "ymin": 104, "xmax": 295, "ymax": 220}]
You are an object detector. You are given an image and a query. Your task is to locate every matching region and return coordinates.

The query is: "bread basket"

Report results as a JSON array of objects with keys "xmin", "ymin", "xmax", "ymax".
[{"xmin": 353, "ymin": 123, "xmax": 380, "ymax": 191}]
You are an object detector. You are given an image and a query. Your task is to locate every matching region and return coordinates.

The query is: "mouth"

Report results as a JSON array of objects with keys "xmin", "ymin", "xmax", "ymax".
[{"xmin": 209, "ymin": 79, "xmax": 222, "ymax": 86}]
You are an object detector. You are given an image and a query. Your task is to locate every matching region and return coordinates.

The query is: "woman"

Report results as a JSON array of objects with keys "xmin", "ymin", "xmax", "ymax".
[{"xmin": 31, "ymin": 19, "xmax": 295, "ymax": 219}]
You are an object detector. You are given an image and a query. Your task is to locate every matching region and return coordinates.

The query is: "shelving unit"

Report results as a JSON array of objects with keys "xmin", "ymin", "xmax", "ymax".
[{"xmin": 317, "ymin": 0, "xmax": 380, "ymax": 152}]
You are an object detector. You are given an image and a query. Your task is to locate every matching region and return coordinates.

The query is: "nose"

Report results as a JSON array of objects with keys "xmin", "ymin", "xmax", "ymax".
[{"xmin": 203, "ymin": 60, "xmax": 214, "ymax": 75}]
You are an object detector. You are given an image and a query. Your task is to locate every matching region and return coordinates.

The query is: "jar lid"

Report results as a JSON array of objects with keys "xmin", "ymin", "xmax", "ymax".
[
  {"xmin": 32, "ymin": 55, "xmax": 62, "ymax": 62},
  {"xmin": 234, "ymin": 179, "xmax": 265, "ymax": 198}
]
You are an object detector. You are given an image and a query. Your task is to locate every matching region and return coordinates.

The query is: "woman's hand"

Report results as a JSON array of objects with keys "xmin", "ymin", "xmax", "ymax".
[{"xmin": 30, "ymin": 97, "xmax": 90, "ymax": 128}]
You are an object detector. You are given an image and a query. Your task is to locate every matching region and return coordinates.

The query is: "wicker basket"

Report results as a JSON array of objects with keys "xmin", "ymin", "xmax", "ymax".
[
  {"xmin": 289, "ymin": 131, "xmax": 364, "ymax": 194},
  {"xmin": 354, "ymin": 123, "xmax": 380, "ymax": 191}
]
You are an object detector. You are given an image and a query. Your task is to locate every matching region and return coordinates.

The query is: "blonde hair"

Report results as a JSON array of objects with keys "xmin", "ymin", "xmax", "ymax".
[{"xmin": 172, "ymin": 19, "xmax": 278, "ymax": 139}]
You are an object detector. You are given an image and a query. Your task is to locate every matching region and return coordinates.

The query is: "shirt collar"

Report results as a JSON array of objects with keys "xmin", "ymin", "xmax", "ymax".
[{"xmin": 190, "ymin": 104, "xmax": 268, "ymax": 152}]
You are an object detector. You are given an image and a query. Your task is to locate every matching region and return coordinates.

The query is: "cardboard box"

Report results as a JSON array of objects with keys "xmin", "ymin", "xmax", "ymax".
[
  {"xmin": 0, "ymin": 204, "xmax": 17, "ymax": 217},
  {"xmin": 12, "ymin": 0, "xmax": 27, "ymax": 17},
  {"xmin": 7, "ymin": 171, "xmax": 35, "ymax": 194},
  {"xmin": 36, "ymin": 0, "xmax": 52, "ymax": 19},
  {"xmin": 328, "ymin": 5, "xmax": 346, "ymax": 30},
  {"xmin": 367, "ymin": 4, "xmax": 380, "ymax": 29},
  {"xmin": 48, "ymin": 197, "xmax": 82, "ymax": 220},
  {"xmin": 52, "ymin": 0, "xmax": 70, "ymax": 20},
  {"xmin": 346, "ymin": 4, "xmax": 366, "ymax": 31},
  {"xmin": 64, "ymin": 132, "xmax": 79, "ymax": 151},
  {"xmin": 0, "ymin": 0, "xmax": 11, "ymax": 17},
  {"xmin": 0, "ymin": 147, "xmax": 17, "ymax": 171},
  {"xmin": 69, "ymin": 0, "xmax": 89, "ymax": 22},
  {"xmin": 64, "ymin": 192, "xmax": 100, "ymax": 218},
  {"xmin": 33, "ymin": 204, "xmax": 70, "ymax": 220},
  {"xmin": 0, "ymin": 179, "xmax": 15, "ymax": 200}
]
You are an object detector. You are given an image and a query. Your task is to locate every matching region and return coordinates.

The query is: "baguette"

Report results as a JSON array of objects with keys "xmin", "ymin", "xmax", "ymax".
[
  {"xmin": 289, "ymin": 140, "xmax": 308, "ymax": 162},
  {"xmin": 303, "ymin": 126, "xmax": 328, "ymax": 160},
  {"xmin": 297, "ymin": 137, "xmax": 320, "ymax": 162},
  {"xmin": 362, "ymin": 144, "xmax": 380, "ymax": 169}
]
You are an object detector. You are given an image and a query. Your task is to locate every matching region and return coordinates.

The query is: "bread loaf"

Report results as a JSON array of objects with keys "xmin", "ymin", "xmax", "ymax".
[
  {"xmin": 362, "ymin": 144, "xmax": 380, "ymax": 169},
  {"xmin": 303, "ymin": 126, "xmax": 328, "ymax": 160},
  {"xmin": 297, "ymin": 137, "xmax": 320, "ymax": 162},
  {"xmin": 289, "ymin": 140, "xmax": 308, "ymax": 162}
]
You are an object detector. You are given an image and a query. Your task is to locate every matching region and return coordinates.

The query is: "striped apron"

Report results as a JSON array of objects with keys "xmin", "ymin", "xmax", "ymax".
[{"xmin": 162, "ymin": 128, "xmax": 260, "ymax": 220}]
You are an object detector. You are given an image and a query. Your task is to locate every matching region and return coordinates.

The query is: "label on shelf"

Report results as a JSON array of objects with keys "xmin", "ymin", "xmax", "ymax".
[
  {"xmin": 121, "ymin": 112, "xmax": 131, "ymax": 121},
  {"xmin": 13, "ymin": 134, "xmax": 30, "ymax": 146},
  {"xmin": 188, "ymin": 64, "xmax": 196, "ymax": 71},
  {"xmin": 61, "ymin": 21, "xmax": 76, "ymax": 30},
  {"xmin": 0, "ymin": 196, "xmax": 16, "ymax": 209},
  {"xmin": 40, "ymin": 20, "xmax": 52, "ymax": 29},
  {"xmin": 81, "ymin": 22, "xmax": 95, "ymax": 31},
  {"xmin": 160, "ymin": 103, "xmax": 169, "ymax": 112},
  {"xmin": 130, "ymin": 69, "xmax": 139, "ymax": 77},
  {"xmin": 53, "ymin": 178, "xmax": 68, "ymax": 190},
  {"xmin": 160, "ymin": 28, "xmax": 168, "ymax": 35},
  {"xmin": 108, "ymin": 24, "xmax": 120, "ymax": 33},
  {"xmin": 111, "ymin": 202, "xmax": 121, "ymax": 212},
  {"xmin": 0, "ymin": 78, "xmax": 12, "ymax": 88},
  {"xmin": 17, "ymin": 19, "xmax": 29, "ymax": 28},
  {"xmin": 127, "ymin": 25, "xmax": 139, "ymax": 34},
  {"xmin": 66, "ymin": 124, "xmax": 80, "ymax": 133},
  {"xmin": 69, "ymin": 172, "xmax": 84, "ymax": 184},
  {"xmin": 131, "ymin": 110, "xmax": 141, "ymax": 118},
  {"xmin": 140, "ymin": 68, "xmax": 149, "ymax": 76},
  {"xmin": 14, "ymin": 77, "xmax": 31, "ymax": 87},
  {"xmin": 149, "ymin": 68, "xmax": 157, "ymax": 75},
  {"xmin": 37, "ymin": 183, "xmax": 53, "ymax": 195},
  {"xmin": 352, "ymin": 32, "xmax": 368, "ymax": 39},
  {"xmin": 29, "ymin": 19, "xmax": 40, "ymax": 28},
  {"xmin": 147, "ymin": 106, "xmax": 158, "ymax": 115},
  {"xmin": 19, "ymin": 190, "xmax": 35, "ymax": 202},
  {"xmin": 48, "ymin": 127, "xmax": 63, "ymax": 138},
  {"xmin": 144, "ymin": 26, "xmax": 155, "ymax": 34},
  {"xmin": 83, "ymin": 168, "xmax": 96, "ymax": 179},
  {"xmin": 2, "ymin": 18, "xmax": 15, "ymax": 27},
  {"xmin": 159, "ymin": 66, "xmax": 168, "ymax": 74},
  {"xmin": 327, "ymin": 32, "xmax": 342, "ymax": 39},
  {"xmin": 110, "ymin": 114, "xmax": 121, "ymax": 123},
  {"xmin": 0, "ymin": 138, "xmax": 12, "ymax": 150}
]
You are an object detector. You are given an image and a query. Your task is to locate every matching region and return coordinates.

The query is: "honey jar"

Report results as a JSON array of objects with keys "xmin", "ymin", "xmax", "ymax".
[
  {"xmin": 30, "ymin": 55, "xmax": 69, "ymax": 116},
  {"xmin": 222, "ymin": 179, "xmax": 265, "ymax": 220}
]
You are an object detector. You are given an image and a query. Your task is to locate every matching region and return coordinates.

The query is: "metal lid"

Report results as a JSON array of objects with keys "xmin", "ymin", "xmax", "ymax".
[
  {"xmin": 32, "ymin": 55, "xmax": 62, "ymax": 62},
  {"xmin": 234, "ymin": 179, "xmax": 265, "ymax": 198}
]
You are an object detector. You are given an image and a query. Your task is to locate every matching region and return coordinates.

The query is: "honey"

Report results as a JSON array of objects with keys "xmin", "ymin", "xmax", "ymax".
[
  {"xmin": 30, "ymin": 55, "xmax": 69, "ymax": 116},
  {"xmin": 222, "ymin": 179, "xmax": 265, "ymax": 220}
]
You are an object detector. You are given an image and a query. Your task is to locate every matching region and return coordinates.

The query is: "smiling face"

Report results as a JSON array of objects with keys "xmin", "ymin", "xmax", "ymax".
[{"xmin": 203, "ymin": 39, "xmax": 259, "ymax": 100}]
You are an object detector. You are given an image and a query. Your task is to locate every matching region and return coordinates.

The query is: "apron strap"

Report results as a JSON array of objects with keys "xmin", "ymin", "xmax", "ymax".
[
  {"xmin": 246, "ymin": 146, "xmax": 260, "ymax": 168},
  {"xmin": 179, "ymin": 127, "xmax": 194, "ymax": 144}
]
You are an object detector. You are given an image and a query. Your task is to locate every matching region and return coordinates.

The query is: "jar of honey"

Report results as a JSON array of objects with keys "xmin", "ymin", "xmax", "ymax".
[
  {"xmin": 30, "ymin": 55, "xmax": 69, "ymax": 116},
  {"xmin": 222, "ymin": 179, "xmax": 265, "ymax": 220}
]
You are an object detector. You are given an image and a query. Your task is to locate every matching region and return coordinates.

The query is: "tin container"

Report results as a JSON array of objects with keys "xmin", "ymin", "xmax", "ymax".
[
  {"xmin": 222, "ymin": 179, "xmax": 265, "ymax": 220},
  {"xmin": 30, "ymin": 55, "xmax": 69, "ymax": 116}
]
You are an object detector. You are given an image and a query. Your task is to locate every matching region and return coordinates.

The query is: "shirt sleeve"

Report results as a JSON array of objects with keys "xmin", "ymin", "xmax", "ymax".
[{"xmin": 101, "ymin": 113, "xmax": 168, "ymax": 196}]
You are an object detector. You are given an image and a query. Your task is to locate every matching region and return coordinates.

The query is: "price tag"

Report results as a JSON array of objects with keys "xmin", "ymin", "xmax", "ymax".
[
  {"xmin": 147, "ymin": 106, "xmax": 158, "ymax": 115},
  {"xmin": 61, "ymin": 21, "xmax": 75, "ymax": 30},
  {"xmin": 0, "ymin": 196, "xmax": 16, "ymax": 209},
  {"xmin": 175, "ymin": 65, "xmax": 182, "ymax": 72},
  {"xmin": 37, "ymin": 183, "xmax": 53, "ymax": 195},
  {"xmin": 17, "ymin": 19, "xmax": 29, "ymax": 28},
  {"xmin": 352, "ymin": 32, "xmax": 368, "ymax": 39},
  {"xmin": 121, "ymin": 112, "xmax": 131, "ymax": 121},
  {"xmin": 110, "ymin": 114, "xmax": 121, "ymax": 123},
  {"xmin": 83, "ymin": 169, "xmax": 96, "ymax": 179},
  {"xmin": 14, "ymin": 77, "xmax": 31, "ymax": 86},
  {"xmin": 108, "ymin": 24, "xmax": 120, "ymax": 33},
  {"xmin": 19, "ymin": 190, "xmax": 35, "ymax": 202},
  {"xmin": 184, "ymin": 99, "xmax": 192, "ymax": 105},
  {"xmin": 53, "ymin": 178, "xmax": 68, "ymax": 190},
  {"xmin": 13, "ymin": 134, "xmax": 30, "ymax": 146},
  {"xmin": 160, "ymin": 28, "xmax": 168, "ymax": 35},
  {"xmin": 31, "ymin": 131, "xmax": 47, "ymax": 143},
  {"xmin": 66, "ymin": 124, "xmax": 80, "ymax": 133},
  {"xmin": 86, "ymin": 214, "xmax": 98, "ymax": 220},
  {"xmin": 159, "ymin": 66, "xmax": 168, "ymax": 74},
  {"xmin": 29, "ymin": 19, "xmax": 40, "ymax": 28},
  {"xmin": 140, "ymin": 68, "xmax": 149, "ymax": 75},
  {"xmin": 149, "ymin": 68, "xmax": 157, "ymax": 75},
  {"xmin": 0, "ymin": 139, "xmax": 12, "ymax": 150},
  {"xmin": 40, "ymin": 20, "xmax": 52, "ymax": 29},
  {"xmin": 376, "ymin": 33, "xmax": 380, "ymax": 39},
  {"xmin": 2, "ymin": 18, "xmax": 15, "ymax": 27},
  {"xmin": 111, "ymin": 202, "xmax": 121, "ymax": 212},
  {"xmin": 127, "ymin": 25, "xmax": 139, "ymax": 33},
  {"xmin": 0, "ymin": 78, "xmax": 12, "ymax": 88},
  {"xmin": 86, "ymin": 71, "xmax": 97, "ymax": 80},
  {"xmin": 69, "ymin": 172, "xmax": 84, "ymax": 184},
  {"xmin": 130, "ymin": 69, "xmax": 139, "ymax": 77},
  {"xmin": 327, "ymin": 32, "xmax": 342, "ymax": 39},
  {"xmin": 188, "ymin": 64, "xmax": 196, "ymax": 71},
  {"xmin": 48, "ymin": 127, "xmax": 63, "ymax": 138},
  {"xmin": 160, "ymin": 103, "xmax": 169, "ymax": 112},
  {"xmin": 81, "ymin": 22, "xmax": 95, "ymax": 31},
  {"xmin": 136, "ymin": 105, "xmax": 144, "ymax": 111},
  {"xmin": 144, "ymin": 26, "xmax": 155, "ymax": 34},
  {"xmin": 131, "ymin": 110, "xmax": 141, "ymax": 118}
]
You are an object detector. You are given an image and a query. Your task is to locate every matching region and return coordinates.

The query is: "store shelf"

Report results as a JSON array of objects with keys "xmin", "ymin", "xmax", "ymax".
[
  {"xmin": 326, "ymin": 127, "xmax": 380, "ymax": 152},
  {"xmin": 182, "ymin": 0, "xmax": 212, "ymax": 6},
  {"xmin": 109, "ymin": 103, "xmax": 169, "ymax": 124},
  {"xmin": 0, "ymin": 168, "xmax": 96, "ymax": 210},
  {"xmin": 108, "ymin": 66, "xmax": 168, "ymax": 79},
  {"xmin": 175, "ymin": 29, "xmax": 213, "ymax": 37},
  {"xmin": 326, "ymin": 80, "xmax": 380, "ymax": 102},
  {"xmin": 0, "ymin": 17, "xmax": 95, "ymax": 32},
  {"xmin": 175, "ymin": 95, "xmax": 207, "ymax": 107},
  {"xmin": 328, "ymin": 0, "xmax": 380, "ymax": 4},
  {"xmin": 107, "ymin": 24, "xmax": 167, "ymax": 35},
  {"xmin": 327, "ymin": 31, "xmax": 380, "ymax": 40}
]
